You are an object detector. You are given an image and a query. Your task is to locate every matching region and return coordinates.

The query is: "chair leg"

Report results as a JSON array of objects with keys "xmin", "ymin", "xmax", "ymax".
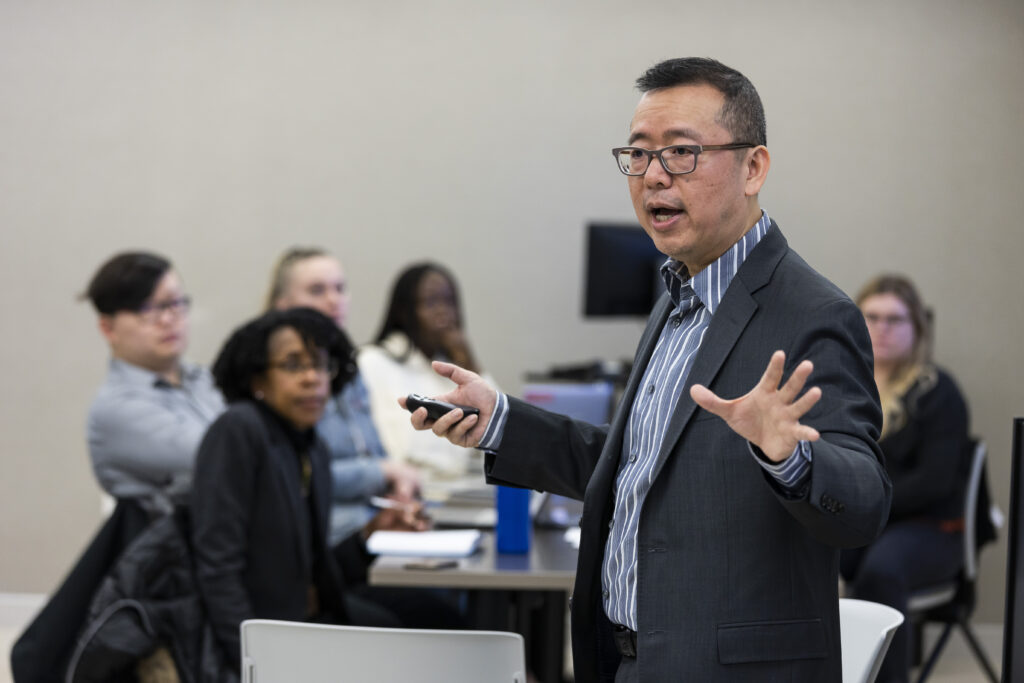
[
  {"xmin": 911, "ymin": 620, "xmax": 924, "ymax": 666},
  {"xmin": 913, "ymin": 623, "xmax": 954, "ymax": 683},
  {"xmin": 956, "ymin": 621, "xmax": 999, "ymax": 683}
]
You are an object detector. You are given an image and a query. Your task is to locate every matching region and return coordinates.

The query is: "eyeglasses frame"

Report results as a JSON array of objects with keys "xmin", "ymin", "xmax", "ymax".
[{"xmin": 611, "ymin": 142, "xmax": 757, "ymax": 176}]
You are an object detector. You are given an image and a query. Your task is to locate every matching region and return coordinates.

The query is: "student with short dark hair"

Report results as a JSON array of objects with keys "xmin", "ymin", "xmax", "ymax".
[{"xmin": 83, "ymin": 251, "xmax": 224, "ymax": 514}]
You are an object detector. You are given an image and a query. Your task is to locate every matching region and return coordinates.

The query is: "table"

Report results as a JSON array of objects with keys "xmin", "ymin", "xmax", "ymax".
[{"xmin": 369, "ymin": 529, "xmax": 577, "ymax": 683}]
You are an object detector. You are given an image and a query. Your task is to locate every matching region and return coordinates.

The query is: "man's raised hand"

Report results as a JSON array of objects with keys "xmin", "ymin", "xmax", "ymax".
[{"xmin": 689, "ymin": 350, "xmax": 822, "ymax": 462}]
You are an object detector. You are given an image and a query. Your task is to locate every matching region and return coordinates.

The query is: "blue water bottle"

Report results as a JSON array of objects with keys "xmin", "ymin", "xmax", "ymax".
[{"xmin": 496, "ymin": 486, "xmax": 531, "ymax": 553}]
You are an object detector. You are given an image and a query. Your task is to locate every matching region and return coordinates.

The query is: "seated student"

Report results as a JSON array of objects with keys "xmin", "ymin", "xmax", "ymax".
[
  {"xmin": 192, "ymin": 308, "xmax": 460, "ymax": 671},
  {"xmin": 83, "ymin": 252, "xmax": 224, "ymax": 515},
  {"xmin": 359, "ymin": 263, "xmax": 494, "ymax": 480},
  {"xmin": 841, "ymin": 274, "xmax": 971, "ymax": 683},
  {"xmin": 265, "ymin": 247, "xmax": 421, "ymax": 543}
]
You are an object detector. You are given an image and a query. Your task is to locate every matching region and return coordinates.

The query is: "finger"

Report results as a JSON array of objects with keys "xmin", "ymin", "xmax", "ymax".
[
  {"xmin": 397, "ymin": 396, "xmax": 408, "ymax": 410},
  {"xmin": 431, "ymin": 360, "xmax": 458, "ymax": 379},
  {"xmin": 409, "ymin": 407, "xmax": 432, "ymax": 430},
  {"xmin": 799, "ymin": 424, "xmax": 821, "ymax": 442},
  {"xmin": 690, "ymin": 384, "xmax": 730, "ymax": 418},
  {"xmin": 756, "ymin": 350, "xmax": 787, "ymax": 392},
  {"xmin": 778, "ymin": 359, "xmax": 814, "ymax": 404},
  {"xmin": 430, "ymin": 407, "xmax": 467, "ymax": 437},
  {"xmin": 447, "ymin": 413, "xmax": 479, "ymax": 446},
  {"xmin": 789, "ymin": 385, "xmax": 822, "ymax": 418},
  {"xmin": 431, "ymin": 360, "xmax": 478, "ymax": 387}
]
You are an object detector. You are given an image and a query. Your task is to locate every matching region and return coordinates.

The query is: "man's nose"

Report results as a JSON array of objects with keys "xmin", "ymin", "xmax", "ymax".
[{"xmin": 643, "ymin": 155, "xmax": 672, "ymax": 187}]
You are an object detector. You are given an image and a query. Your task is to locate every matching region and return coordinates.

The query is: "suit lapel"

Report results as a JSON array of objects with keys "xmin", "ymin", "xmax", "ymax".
[{"xmin": 648, "ymin": 225, "xmax": 789, "ymax": 481}]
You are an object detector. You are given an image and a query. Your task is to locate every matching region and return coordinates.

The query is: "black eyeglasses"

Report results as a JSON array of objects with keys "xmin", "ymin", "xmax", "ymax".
[
  {"xmin": 269, "ymin": 354, "xmax": 340, "ymax": 379},
  {"xmin": 863, "ymin": 313, "xmax": 911, "ymax": 328},
  {"xmin": 611, "ymin": 143, "xmax": 756, "ymax": 176},
  {"xmin": 134, "ymin": 296, "xmax": 191, "ymax": 323}
]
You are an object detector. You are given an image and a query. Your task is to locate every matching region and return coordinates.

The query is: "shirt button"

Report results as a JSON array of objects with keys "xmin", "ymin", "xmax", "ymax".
[
  {"xmin": 608, "ymin": 518, "xmax": 614, "ymax": 529},
  {"xmin": 672, "ymin": 317, "xmax": 682, "ymax": 328},
  {"xmin": 629, "ymin": 453, "xmax": 638, "ymax": 463},
  {"xmin": 647, "ymin": 384, "xmax": 655, "ymax": 395},
  {"xmin": 603, "ymin": 590, "xmax": 610, "ymax": 599}
]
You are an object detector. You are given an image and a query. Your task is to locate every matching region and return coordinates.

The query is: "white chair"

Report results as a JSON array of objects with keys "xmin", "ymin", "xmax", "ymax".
[
  {"xmin": 840, "ymin": 598, "xmax": 904, "ymax": 683},
  {"xmin": 240, "ymin": 619, "xmax": 527, "ymax": 683}
]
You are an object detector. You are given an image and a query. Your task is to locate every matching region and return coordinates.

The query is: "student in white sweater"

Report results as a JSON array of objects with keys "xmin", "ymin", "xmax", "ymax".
[{"xmin": 359, "ymin": 263, "xmax": 494, "ymax": 480}]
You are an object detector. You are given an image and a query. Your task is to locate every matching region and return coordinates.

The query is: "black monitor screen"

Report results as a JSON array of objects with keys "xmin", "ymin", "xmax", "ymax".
[{"xmin": 584, "ymin": 222, "xmax": 666, "ymax": 317}]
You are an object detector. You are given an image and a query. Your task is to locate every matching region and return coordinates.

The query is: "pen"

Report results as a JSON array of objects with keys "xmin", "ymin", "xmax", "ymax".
[{"xmin": 369, "ymin": 496, "xmax": 419, "ymax": 513}]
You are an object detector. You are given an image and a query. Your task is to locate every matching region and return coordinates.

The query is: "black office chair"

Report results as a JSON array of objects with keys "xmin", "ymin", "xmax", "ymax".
[{"xmin": 908, "ymin": 440, "xmax": 999, "ymax": 683}]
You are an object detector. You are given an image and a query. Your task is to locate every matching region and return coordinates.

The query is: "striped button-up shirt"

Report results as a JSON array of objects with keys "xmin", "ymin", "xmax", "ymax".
[{"xmin": 479, "ymin": 211, "xmax": 810, "ymax": 630}]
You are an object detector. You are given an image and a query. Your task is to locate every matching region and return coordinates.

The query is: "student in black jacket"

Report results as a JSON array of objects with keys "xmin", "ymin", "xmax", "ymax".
[{"xmin": 192, "ymin": 308, "xmax": 454, "ymax": 671}]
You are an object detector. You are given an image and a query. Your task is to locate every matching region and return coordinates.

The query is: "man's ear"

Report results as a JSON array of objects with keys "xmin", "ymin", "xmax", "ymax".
[
  {"xmin": 744, "ymin": 145, "xmax": 770, "ymax": 197},
  {"xmin": 97, "ymin": 315, "xmax": 117, "ymax": 344}
]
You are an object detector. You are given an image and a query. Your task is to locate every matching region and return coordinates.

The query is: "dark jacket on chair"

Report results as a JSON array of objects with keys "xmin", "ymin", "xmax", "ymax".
[
  {"xmin": 64, "ymin": 508, "xmax": 229, "ymax": 683},
  {"xmin": 10, "ymin": 500, "xmax": 149, "ymax": 683}
]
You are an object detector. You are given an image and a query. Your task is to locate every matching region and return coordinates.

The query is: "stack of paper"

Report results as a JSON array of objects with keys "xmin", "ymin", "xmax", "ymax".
[{"xmin": 366, "ymin": 529, "xmax": 483, "ymax": 558}]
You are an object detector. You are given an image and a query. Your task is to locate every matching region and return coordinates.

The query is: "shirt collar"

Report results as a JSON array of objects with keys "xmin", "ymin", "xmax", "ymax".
[
  {"xmin": 109, "ymin": 357, "xmax": 200, "ymax": 389},
  {"xmin": 660, "ymin": 210, "xmax": 772, "ymax": 315}
]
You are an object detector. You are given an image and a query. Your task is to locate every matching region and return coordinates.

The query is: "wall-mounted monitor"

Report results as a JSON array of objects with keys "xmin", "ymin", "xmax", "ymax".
[{"xmin": 583, "ymin": 222, "xmax": 665, "ymax": 318}]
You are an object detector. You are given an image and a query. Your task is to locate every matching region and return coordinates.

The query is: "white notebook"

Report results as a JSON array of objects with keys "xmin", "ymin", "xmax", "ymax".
[{"xmin": 366, "ymin": 529, "xmax": 483, "ymax": 558}]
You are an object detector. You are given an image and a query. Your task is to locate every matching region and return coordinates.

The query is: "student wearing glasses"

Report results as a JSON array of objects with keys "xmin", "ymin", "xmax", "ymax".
[
  {"xmin": 191, "ymin": 308, "xmax": 458, "ymax": 672},
  {"xmin": 407, "ymin": 58, "xmax": 890, "ymax": 682},
  {"xmin": 841, "ymin": 274, "xmax": 971, "ymax": 683},
  {"xmin": 265, "ymin": 247, "xmax": 421, "ymax": 543},
  {"xmin": 83, "ymin": 252, "xmax": 224, "ymax": 515}
]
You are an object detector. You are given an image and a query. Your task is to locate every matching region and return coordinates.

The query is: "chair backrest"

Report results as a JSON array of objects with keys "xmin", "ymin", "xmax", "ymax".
[
  {"xmin": 839, "ymin": 598, "xmax": 905, "ymax": 683},
  {"xmin": 240, "ymin": 620, "xmax": 526, "ymax": 683},
  {"xmin": 962, "ymin": 440, "xmax": 988, "ymax": 581}
]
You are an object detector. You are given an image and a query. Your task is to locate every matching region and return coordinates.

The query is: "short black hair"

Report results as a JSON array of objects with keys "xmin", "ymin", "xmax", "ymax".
[
  {"xmin": 82, "ymin": 252, "xmax": 172, "ymax": 314},
  {"xmin": 636, "ymin": 57, "xmax": 767, "ymax": 147},
  {"xmin": 373, "ymin": 262, "xmax": 463, "ymax": 359},
  {"xmin": 212, "ymin": 308, "xmax": 356, "ymax": 403}
]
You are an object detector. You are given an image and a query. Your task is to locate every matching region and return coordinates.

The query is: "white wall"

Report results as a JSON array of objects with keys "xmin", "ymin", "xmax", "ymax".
[{"xmin": 1, "ymin": 0, "xmax": 1021, "ymax": 622}]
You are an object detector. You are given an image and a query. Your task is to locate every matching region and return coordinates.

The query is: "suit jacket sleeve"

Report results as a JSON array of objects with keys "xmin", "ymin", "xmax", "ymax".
[
  {"xmin": 191, "ymin": 410, "xmax": 259, "ymax": 668},
  {"xmin": 773, "ymin": 297, "xmax": 891, "ymax": 548},
  {"xmin": 485, "ymin": 399, "xmax": 610, "ymax": 500}
]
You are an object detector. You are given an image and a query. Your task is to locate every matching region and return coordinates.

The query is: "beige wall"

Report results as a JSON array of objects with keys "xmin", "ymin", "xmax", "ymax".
[{"xmin": 1, "ymin": 0, "xmax": 1021, "ymax": 624}]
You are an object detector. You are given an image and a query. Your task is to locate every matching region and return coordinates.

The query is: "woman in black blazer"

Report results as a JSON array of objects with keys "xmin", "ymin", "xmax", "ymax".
[{"xmin": 191, "ymin": 308, "xmax": 447, "ymax": 671}]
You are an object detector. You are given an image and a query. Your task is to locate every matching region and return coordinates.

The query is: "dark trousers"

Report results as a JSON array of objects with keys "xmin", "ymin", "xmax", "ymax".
[{"xmin": 840, "ymin": 520, "xmax": 962, "ymax": 683}]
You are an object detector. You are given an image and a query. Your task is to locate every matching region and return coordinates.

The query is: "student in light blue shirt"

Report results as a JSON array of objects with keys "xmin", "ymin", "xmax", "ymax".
[
  {"xmin": 83, "ymin": 252, "xmax": 224, "ymax": 514},
  {"xmin": 266, "ymin": 247, "xmax": 420, "ymax": 543}
]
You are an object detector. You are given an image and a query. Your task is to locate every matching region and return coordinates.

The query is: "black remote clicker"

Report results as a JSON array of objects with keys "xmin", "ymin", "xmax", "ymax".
[{"xmin": 405, "ymin": 393, "xmax": 480, "ymax": 421}]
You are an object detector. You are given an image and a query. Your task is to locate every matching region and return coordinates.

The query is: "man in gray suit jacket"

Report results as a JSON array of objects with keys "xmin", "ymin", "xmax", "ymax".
[{"xmin": 404, "ymin": 58, "xmax": 892, "ymax": 682}]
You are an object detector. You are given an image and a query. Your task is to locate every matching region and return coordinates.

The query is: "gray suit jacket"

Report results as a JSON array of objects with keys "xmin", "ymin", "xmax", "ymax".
[{"xmin": 486, "ymin": 225, "xmax": 892, "ymax": 682}]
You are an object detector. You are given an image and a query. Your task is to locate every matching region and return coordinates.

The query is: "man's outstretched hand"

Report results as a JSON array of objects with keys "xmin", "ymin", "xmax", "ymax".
[
  {"xmin": 689, "ymin": 350, "xmax": 821, "ymax": 462},
  {"xmin": 398, "ymin": 361, "xmax": 497, "ymax": 448}
]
